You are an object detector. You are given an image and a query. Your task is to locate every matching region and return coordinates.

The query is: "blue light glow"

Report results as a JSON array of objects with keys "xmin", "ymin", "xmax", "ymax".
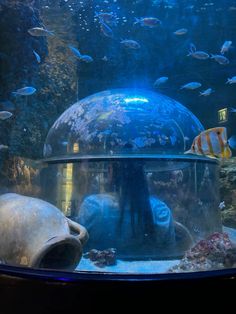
[{"xmin": 124, "ymin": 97, "xmax": 149, "ymax": 104}]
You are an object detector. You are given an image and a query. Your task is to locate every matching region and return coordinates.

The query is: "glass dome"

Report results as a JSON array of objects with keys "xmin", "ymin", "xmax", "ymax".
[
  {"xmin": 40, "ymin": 88, "xmax": 222, "ymax": 264},
  {"xmin": 43, "ymin": 88, "xmax": 204, "ymax": 160}
]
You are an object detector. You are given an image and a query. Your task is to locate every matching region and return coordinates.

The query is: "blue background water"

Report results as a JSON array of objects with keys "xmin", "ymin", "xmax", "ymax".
[{"xmin": 0, "ymin": 0, "xmax": 236, "ymax": 167}]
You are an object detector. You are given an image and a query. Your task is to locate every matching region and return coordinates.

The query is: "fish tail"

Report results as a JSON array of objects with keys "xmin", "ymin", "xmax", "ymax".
[
  {"xmin": 11, "ymin": 92, "xmax": 18, "ymax": 96},
  {"xmin": 134, "ymin": 17, "xmax": 140, "ymax": 25},
  {"xmin": 221, "ymin": 146, "xmax": 232, "ymax": 159}
]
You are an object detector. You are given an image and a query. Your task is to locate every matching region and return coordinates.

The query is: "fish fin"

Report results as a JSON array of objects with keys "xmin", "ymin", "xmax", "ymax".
[
  {"xmin": 48, "ymin": 30, "xmax": 55, "ymax": 36},
  {"xmin": 228, "ymin": 136, "xmax": 236, "ymax": 149},
  {"xmin": 220, "ymin": 146, "xmax": 232, "ymax": 159},
  {"xmin": 205, "ymin": 154, "xmax": 218, "ymax": 159},
  {"xmin": 134, "ymin": 17, "xmax": 140, "ymax": 25},
  {"xmin": 190, "ymin": 43, "xmax": 196, "ymax": 53},
  {"xmin": 184, "ymin": 149, "xmax": 194, "ymax": 154}
]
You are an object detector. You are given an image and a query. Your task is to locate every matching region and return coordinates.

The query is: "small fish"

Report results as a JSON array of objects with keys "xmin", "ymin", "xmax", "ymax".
[
  {"xmin": 0, "ymin": 111, "xmax": 13, "ymax": 120},
  {"xmin": 184, "ymin": 127, "xmax": 233, "ymax": 159},
  {"xmin": 229, "ymin": 107, "xmax": 236, "ymax": 113},
  {"xmin": 154, "ymin": 76, "xmax": 168, "ymax": 87},
  {"xmin": 199, "ymin": 88, "xmax": 214, "ymax": 96},
  {"xmin": 220, "ymin": 40, "xmax": 232, "ymax": 54},
  {"xmin": 79, "ymin": 54, "xmax": 94, "ymax": 63},
  {"xmin": 0, "ymin": 144, "xmax": 8, "ymax": 151},
  {"xmin": 188, "ymin": 50, "xmax": 209, "ymax": 60},
  {"xmin": 180, "ymin": 82, "xmax": 202, "ymax": 90},
  {"xmin": 12, "ymin": 86, "xmax": 36, "ymax": 96},
  {"xmin": 211, "ymin": 54, "xmax": 229, "ymax": 65},
  {"xmin": 68, "ymin": 45, "xmax": 82, "ymax": 58},
  {"xmin": 134, "ymin": 17, "xmax": 161, "ymax": 28},
  {"xmin": 226, "ymin": 76, "xmax": 236, "ymax": 84},
  {"xmin": 68, "ymin": 45, "xmax": 93, "ymax": 63},
  {"xmin": 219, "ymin": 201, "xmax": 225, "ymax": 210},
  {"xmin": 173, "ymin": 28, "xmax": 188, "ymax": 35},
  {"xmin": 120, "ymin": 39, "xmax": 140, "ymax": 49},
  {"xmin": 33, "ymin": 50, "xmax": 41, "ymax": 63},
  {"xmin": 28, "ymin": 27, "xmax": 54, "ymax": 37},
  {"xmin": 100, "ymin": 20, "xmax": 114, "ymax": 38},
  {"xmin": 95, "ymin": 11, "xmax": 117, "ymax": 26}
]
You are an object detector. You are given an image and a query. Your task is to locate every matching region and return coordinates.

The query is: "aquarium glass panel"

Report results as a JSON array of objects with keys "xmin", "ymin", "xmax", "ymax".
[{"xmin": 1, "ymin": 0, "xmax": 236, "ymax": 275}]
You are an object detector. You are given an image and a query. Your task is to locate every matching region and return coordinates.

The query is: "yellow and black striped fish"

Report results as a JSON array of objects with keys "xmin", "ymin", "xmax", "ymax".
[{"xmin": 184, "ymin": 127, "xmax": 232, "ymax": 159}]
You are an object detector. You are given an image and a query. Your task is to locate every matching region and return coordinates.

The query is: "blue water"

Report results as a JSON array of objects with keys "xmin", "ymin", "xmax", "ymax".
[{"xmin": 0, "ymin": 0, "xmax": 236, "ymax": 273}]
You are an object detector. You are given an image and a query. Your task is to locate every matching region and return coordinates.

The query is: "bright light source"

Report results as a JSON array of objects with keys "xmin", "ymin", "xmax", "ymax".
[{"xmin": 124, "ymin": 97, "xmax": 149, "ymax": 104}]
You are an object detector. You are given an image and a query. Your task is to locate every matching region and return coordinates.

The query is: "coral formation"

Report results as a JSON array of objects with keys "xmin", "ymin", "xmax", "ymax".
[
  {"xmin": 170, "ymin": 232, "xmax": 236, "ymax": 272},
  {"xmin": 83, "ymin": 248, "xmax": 117, "ymax": 268}
]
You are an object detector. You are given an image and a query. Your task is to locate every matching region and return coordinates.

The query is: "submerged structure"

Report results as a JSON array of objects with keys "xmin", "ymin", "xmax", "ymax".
[{"xmin": 41, "ymin": 88, "xmax": 222, "ymax": 265}]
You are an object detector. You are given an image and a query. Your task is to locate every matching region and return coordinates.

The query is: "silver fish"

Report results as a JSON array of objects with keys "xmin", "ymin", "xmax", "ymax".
[
  {"xmin": 68, "ymin": 45, "xmax": 82, "ymax": 58},
  {"xmin": 33, "ymin": 50, "xmax": 41, "ymax": 63},
  {"xmin": 220, "ymin": 40, "xmax": 232, "ymax": 54},
  {"xmin": 28, "ymin": 27, "xmax": 54, "ymax": 37},
  {"xmin": 180, "ymin": 82, "xmax": 202, "ymax": 90},
  {"xmin": 12, "ymin": 86, "xmax": 36, "ymax": 96},
  {"xmin": 188, "ymin": 50, "xmax": 209, "ymax": 60},
  {"xmin": 0, "ymin": 111, "xmax": 12, "ymax": 120},
  {"xmin": 226, "ymin": 76, "xmax": 236, "ymax": 84},
  {"xmin": 120, "ymin": 39, "xmax": 140, "ymax": 49},
  {"xmin": 95, "ymin": 11, "xmax": 117, "ymax": 26},
  {"xmin": 211, "ymin": 54, "xmax": 229, "ymax": 65},
  {"xmin": 154, "ymin": 76, "xmax": 168, "ymax": 87},
  {"xmin": 79, "ymin": 54, "xmax": 94, "ymax": 63},
  {"xmin": 134, "ymin": 17, "xmax": 161, "ymax": 28},
  {"xmin": 173, "ymin": 28, "xmax": 188, "ymax": 35},
  {"xmin": 199, "ymin": 88, "xmax": 214, "ymax": 96}
]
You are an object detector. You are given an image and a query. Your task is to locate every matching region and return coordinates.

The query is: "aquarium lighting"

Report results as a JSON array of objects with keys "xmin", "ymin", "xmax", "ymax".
[{"xmin": 124, "ymin": 97, "xmax": 149, "ymax": 104}]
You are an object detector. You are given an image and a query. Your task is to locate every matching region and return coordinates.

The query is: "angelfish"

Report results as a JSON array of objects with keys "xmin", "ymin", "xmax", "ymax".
[{"xmin": 184, "ymin": 127, "xmax": 235, "ymax": 159}]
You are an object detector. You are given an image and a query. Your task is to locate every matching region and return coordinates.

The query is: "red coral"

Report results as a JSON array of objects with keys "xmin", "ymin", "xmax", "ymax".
[{"xmin": 186, "ymin": 232, "xmax": 232, "ymax": 260}]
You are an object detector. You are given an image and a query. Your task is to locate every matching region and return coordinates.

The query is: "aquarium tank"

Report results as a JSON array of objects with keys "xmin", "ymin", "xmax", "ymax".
[{"xmin": 1, "ymin": 0, "xmax": 236, "ymax": 275}]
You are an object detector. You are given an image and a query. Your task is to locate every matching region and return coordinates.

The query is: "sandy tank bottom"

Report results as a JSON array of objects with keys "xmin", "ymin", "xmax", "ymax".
[{"xmin": 75, "ymin": 226, "xmax": 236, "ymax": 274}]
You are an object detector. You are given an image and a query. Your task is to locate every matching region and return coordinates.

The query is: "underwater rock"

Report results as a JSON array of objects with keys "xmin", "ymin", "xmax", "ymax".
[
  {"xmin": 83, "ymin": 248, "xmax": 117, "ymax": 268},
  {"xmin": 170, "ymin": 232, "xmax": 236, "ymax": 272},
  {"xmin": 221, "ymin": 206, "xmax": 236, "ymax": 229},
  {"xmin": 219, "ymin": 157, "xmax": 236, "ymax": 227}
]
